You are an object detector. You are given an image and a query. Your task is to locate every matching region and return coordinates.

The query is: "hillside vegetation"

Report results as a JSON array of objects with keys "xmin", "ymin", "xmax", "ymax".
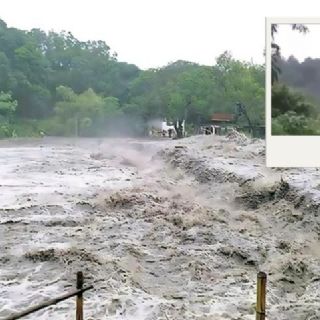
[
  {"xmin": 0, "ymin": 18, "xmax": 265, "ymax": 137},
  {"xmin": 272, "ymin": 56, "xmax": 320, "ymax": 135}
]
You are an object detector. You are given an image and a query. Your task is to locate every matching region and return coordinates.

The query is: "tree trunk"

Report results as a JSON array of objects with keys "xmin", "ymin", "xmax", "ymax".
[{"xmin": 174, "ymin": 120, "xmax": 183, "ymax": 139}]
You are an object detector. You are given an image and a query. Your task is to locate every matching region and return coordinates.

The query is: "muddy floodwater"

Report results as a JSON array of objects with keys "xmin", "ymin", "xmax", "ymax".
[{"xmin": 1, "ymin": 135, "xmax": 320, "ymax": 320}]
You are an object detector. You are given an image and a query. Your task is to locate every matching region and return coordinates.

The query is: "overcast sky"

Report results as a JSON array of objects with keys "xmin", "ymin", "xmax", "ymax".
[
  {"xmin": 274, "ymin": 24, "xmax": 320, "ymax": 62},
  {"xmin": 1, "ymin": 0, "xmax": 320, "ymax": 69}
]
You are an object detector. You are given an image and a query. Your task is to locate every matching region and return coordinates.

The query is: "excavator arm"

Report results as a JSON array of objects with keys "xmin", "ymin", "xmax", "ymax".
[{"xmin": 234, "ymin": 102, "xmax": 253, "ymax": 132}]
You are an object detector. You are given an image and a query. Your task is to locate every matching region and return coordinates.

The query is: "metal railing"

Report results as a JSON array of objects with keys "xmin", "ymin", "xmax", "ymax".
[
  {"xmin": 3, "ymin": 271, "xmax": 267, "ymax": 320},
  {"xmin": 4, "ymin": 272, "xmax": 93, "ymax": 320}
]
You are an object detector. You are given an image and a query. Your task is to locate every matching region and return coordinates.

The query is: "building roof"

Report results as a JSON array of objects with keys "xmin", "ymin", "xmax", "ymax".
[{"xmin": 211, "ymin": 113, "xmax": 235, "ymax": 122}]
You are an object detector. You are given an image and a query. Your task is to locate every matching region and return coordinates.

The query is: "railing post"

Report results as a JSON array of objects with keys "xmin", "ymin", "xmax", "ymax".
[
  {"xmin": 76, "ymin": 271, "xmax": 84, "ymax": 320},
  {"xmin": 256, "ymin": 271, "xmax": 267, "ymax": 320}
]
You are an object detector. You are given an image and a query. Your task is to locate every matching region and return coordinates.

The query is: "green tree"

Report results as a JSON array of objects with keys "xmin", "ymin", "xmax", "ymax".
[
  {"xmin": 0, "ymin": 52, "xmax": 11, "ymax": 91},
  {"xmin": 0, "ymin": 91, "xmax": 17, "ymax": 137},
  {"xmin": 272, "ymin": 84, "xmax": 315, "ymax": 118},
  {"xmin": 54, "ymin": 86, "xmax": 122, "ymax": 136},
  {"xmin": 272, "ymin": 111, "xmax": 318, "ymax": 135},
  {"xmin": 0, "ymin": 91, "xmax": 17, "ymax": 118},
  {"xmin": 212, "ymin": 52, "xmax": 265, "ymax": 125},
  {"xmin": 0, "ymin": 17, "xmax": 266, "ymax": 138}
]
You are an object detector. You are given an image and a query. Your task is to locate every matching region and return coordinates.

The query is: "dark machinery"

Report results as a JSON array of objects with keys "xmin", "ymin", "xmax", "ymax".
[{"xmin": 234, "ymin": 102, "xmax": 253, "ymax": 134}]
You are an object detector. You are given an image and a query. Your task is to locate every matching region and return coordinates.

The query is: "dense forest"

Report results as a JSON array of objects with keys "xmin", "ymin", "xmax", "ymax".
[
  {"xmin": 279, "ymin": 56, "xmax": 320, "ymax": 100},
  {"xmin": 272, "ymin": 55, "xmax": 320, "ymax": 135},
  {"xmin": 0, "ymin": 18, "xmax": 265, "ymax": 138},
  {"xmin": 271, "ymin": 24, "xmax": 320, "ymax": 135}
]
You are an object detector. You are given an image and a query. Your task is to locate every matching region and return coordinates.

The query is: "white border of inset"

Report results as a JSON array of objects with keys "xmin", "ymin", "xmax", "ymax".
[{"xmin": 266, "ymin": 17, "xmax": 320, "ymax": 167}]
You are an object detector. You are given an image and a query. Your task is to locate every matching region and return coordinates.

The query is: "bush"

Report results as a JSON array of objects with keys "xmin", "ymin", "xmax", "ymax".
[
  {"xmin": 0, "ymin": 123, "xmax": 13, "ymax": 138},
  {"xmin": 0, "ymin": 120, "xmax": 45, "ymax": 139},
  {"xmin": 38, "ymin": 118, "xmax": 73, "ymax": 136},
  {"xmin": 272, "ymin": 111, "xmax": 319, "ymax": 135},
  {"xmin": 272, "ymin": 84, "xmax": 316, "ymax": 118}
]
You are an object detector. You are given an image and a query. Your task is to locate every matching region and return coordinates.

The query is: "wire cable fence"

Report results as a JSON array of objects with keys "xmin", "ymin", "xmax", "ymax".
[{"xmin": 2, "ymin": 271, "xmax": 267, "ymax": 320}]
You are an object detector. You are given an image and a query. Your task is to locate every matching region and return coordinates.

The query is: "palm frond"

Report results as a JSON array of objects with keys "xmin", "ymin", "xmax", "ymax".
[
  {"xmin": 271, "ymin": 24, "xmax": 278, "ymax": 39},
  {"xmin": 292, "ymin": 24, "xmax": 309, "ymax": 34}
]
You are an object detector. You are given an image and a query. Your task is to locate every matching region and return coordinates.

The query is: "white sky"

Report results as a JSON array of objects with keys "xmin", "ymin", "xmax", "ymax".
[
  {"xmin": 1, "ymin": 0, "xmax": 320, "ymax": 69},
  {"xmin": 274, "ymin": 24, "xmax": 320, "ymax": 62}
]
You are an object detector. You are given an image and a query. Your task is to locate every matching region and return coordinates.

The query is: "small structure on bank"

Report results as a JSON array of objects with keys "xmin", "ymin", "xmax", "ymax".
[
  {"xmin": 148, "ymin": 119, "xmax": 185, "ymax": 139},
  {"xmin": 199, "ymin": 113, "xmax": 235, "ymax": 135},
  {"xmin": 199, "ymin": 104, "xmax": 265, "ymax": 138},
  {"xmin": 210, "ymin": 113, "xmax": 235, "ymax": 135}
]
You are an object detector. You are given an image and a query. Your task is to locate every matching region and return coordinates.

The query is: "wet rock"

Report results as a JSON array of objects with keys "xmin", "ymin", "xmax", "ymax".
[
  {"xmin": 236, "ymin": 179, "xmax": 290, "ymax": 209},
  {"xmin": 24, "ymin": 249, "xmax": 58, "ymax": 262},
  {"xmin": 217, "ymin": 245, "xmax": 259, "ymax": 266},
  {"xmin": 90, "ymin": 152, "xmax": 104, "ymax": 160},
  {"xmin": 0, "ymin": 219, "xmax": 24, "ymax": 225},
  {"xmin": 0, "ymin": 256, "xmax": 10, "ymax": 264},
  {"xmin": 107, "ymin": 296, "xmax": 122, "ymax": 315},
  {"xmin": 163, "ymin": 291, "xmax": 187, "ymax": 300},
  {"xmin": 276, "ymin": 240, "xmax": 291, "ymax": 252},
  {"xmin": 44, "ymin": 219, "xmax": 79, "ymax": 227}
]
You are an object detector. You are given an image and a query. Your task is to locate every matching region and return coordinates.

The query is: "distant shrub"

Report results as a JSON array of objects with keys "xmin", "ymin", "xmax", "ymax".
[
  {"xmin": 272, "ymin": 111, "xmax": 319, "ymax": 135},
  {"xmin": 0, "ymin": 123, "xmax": 12, "ymax": 138},
  {"xmin": 272, "ymin": 84, "xmax": 316, "ymax": 118}
]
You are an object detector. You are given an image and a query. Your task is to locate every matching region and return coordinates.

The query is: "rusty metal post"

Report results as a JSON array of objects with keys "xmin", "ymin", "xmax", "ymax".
[
  {"xmin": 76, "ymin": 271, "xmax": 84, "ymax": 320},
  {"xmin": 256, "ymin": 271, "xmax": 267, "ymax": 320}
]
